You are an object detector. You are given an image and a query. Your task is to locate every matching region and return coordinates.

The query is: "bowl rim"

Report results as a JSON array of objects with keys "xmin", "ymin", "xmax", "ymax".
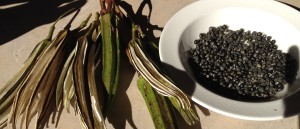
[{"xmin": 159, "ymin": 0, "xmax": 300, "ymax": 121}]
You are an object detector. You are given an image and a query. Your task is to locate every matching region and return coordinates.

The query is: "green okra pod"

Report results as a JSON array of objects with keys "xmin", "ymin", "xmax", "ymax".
[
  {"xmin": 137, "ymin": 76, "xmax": 178, "ymax": 129},
  {"xmin": 100, "ymin": 4, "xmax": 121, "ymax": 116},
  {"xmin": 127, "ymin": 25, "xmax": 199, "ymax": 126}
]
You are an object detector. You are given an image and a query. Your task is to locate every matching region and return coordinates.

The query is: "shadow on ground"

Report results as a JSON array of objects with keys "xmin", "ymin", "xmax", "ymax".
[{"xmin": 0, "ymin": 0, "xmax": 86, "ymax": 45}]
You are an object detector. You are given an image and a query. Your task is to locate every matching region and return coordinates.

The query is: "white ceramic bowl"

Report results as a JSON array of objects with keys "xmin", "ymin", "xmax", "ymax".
[{"xmin": 159, "ymin": 0, "xmax": 300, "ymax": 120}]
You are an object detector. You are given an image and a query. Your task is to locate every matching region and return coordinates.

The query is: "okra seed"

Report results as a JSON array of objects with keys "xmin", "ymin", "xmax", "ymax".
[{"xmin": 190, "ymin": 25, "xmax": 297, "ymax": 99}]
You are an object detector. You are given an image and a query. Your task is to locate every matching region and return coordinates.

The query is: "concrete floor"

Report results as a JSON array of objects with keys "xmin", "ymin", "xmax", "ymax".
[{"xmin": 1, "ymin": 0, "xmax": 300, "ymax": 128}]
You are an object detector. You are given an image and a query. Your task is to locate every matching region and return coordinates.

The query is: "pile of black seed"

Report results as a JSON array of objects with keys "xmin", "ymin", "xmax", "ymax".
[{"xmin": 190, "ymin": 25, "xmax": 297, "ymax": 99}]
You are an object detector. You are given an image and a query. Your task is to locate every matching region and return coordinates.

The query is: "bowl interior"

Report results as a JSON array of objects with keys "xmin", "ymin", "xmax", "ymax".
[{"xmin": 179, "ymin": 7, "xmax": 300, "ymax": 101}]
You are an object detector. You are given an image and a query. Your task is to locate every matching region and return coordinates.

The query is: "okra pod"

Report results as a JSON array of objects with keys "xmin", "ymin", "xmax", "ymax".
[
  {"xmin": 56, "ymin": 49, "xmax": 76, "ymax": 108},
  {"xmin": 8, "ymin": 11, "xmax": 90, "ymax": 129},
  {"xmin": 127, "ymin": 25, "xmax": 199, "ymax": 126},
  {"xmin": 137, "ymin": 76, "xmax": 178, "ymax": 129},
  {"xmin": 0, "ymin": 9, "xmax": 70, "ymax": 124},
  {"xmin": 87, "ymin": 13, "xmax": 106, "ymax": 129},
  {"xmin": 73, "ymin": 36, "xmax": 94, "ymax": 129},
  {"xmin": 63, "ymin": 56, "xmax": 75, "ymax": 113},
  {"xmin": 100, "ymin": 1, "xmax": 121, "ymax": 116}
]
